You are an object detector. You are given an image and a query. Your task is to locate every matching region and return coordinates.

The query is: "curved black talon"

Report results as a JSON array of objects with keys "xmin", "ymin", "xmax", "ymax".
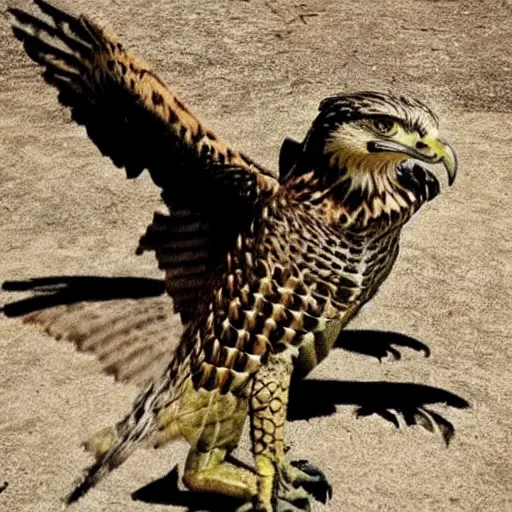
[{"xmin": 289, "ymin": 459, "xmax": 333, "ymax": 504}]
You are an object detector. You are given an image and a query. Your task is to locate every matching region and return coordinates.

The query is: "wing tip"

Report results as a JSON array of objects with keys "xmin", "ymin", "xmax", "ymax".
[{"xmin": 33, "ymin": 0, "xmax": 79, "ymax": 24}]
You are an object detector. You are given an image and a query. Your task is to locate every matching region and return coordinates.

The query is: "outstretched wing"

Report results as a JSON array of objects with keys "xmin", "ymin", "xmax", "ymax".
[
  {"xmin": 8, "ymin": 0, "xmax": 275, "ymax": 185},
  {"xmin": 22, "ymin": 297, "xmax": 179, "ymax": 388},
  {"xmin": 9, "ymin": 0, "xmax": 279, "ymax": 321}
]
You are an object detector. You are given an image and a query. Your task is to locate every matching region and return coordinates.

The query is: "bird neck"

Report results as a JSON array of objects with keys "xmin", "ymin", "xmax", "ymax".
[{"xmin": 284, "ymin": 160, "xmax": 436, "ymax": 235}]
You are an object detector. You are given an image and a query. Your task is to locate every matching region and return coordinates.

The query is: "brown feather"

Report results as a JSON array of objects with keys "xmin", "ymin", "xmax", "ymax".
[{"xmin": 24, "ymin": 297, "xmax": 180, "ymax": 388}]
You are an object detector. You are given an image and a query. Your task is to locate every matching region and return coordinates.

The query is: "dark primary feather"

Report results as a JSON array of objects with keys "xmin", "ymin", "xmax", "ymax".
[{"xmin": 8, "ymin": 0, "xmax": 277, "ymax": 185}]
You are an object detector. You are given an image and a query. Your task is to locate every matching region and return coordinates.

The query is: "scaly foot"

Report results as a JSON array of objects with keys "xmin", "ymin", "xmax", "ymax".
[
  {"xmin": 286, "ymin": 459, "xmax": 333, "ymax": 504},
  {"xmin": 236, "ymin": 458, "xmax": 332, "ymax": 512}
]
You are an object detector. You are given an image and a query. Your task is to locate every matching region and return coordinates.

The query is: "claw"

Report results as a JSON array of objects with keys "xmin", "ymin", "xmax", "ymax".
[
  {"xmin": 237, "ymin": 457, "xmax": 329, "ymax": 511},
  {"xmin": 288, "ymin": 459, "xmax": 333, "ymax": 504}
]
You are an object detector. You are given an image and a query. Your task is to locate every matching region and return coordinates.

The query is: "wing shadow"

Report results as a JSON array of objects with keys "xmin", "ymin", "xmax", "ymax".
[{"xmin": 1, "ymin": 275, "xmax": 165, "ymax": 317}]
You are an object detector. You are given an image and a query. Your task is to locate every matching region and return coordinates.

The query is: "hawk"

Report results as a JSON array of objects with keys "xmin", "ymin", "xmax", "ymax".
[{"xmin": 8, "ymin": 1, "xmax": 457, "ymax": 511}]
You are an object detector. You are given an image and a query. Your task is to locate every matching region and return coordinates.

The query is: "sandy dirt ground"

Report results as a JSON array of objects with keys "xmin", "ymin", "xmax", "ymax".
[{"xmin": 1, "ymin": 1, "xmax": 512, "ymax": 511}]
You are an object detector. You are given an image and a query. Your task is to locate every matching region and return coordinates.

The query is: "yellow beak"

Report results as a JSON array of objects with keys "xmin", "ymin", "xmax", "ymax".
[
  {"xmin": 368, "ymin": 135, "xmax": 458, "ymax": 186},
  {"xmin": 422, "ymin": 137, "xmax": 458, "ymax": 186}
]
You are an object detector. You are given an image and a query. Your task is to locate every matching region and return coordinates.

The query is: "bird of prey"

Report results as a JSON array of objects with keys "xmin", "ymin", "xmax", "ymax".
[{"xmin": 8, "ymin": 1, "xmax": 457, "ymax": 511}]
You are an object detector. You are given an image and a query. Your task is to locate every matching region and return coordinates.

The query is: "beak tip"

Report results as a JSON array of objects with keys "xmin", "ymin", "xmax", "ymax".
[
  {"xmin": 442, "ymin": 142, "xmax": 458, "ymax": 187},
  {"xmin": 447, "ymin": 171, "xmax": 456, "ymax": 187},
  {"xmin": 447, "ymin": 162, "xmax": 458, "ymax": 187}
]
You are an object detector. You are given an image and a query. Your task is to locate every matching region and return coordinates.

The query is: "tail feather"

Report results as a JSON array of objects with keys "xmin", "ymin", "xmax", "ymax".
[
  {"xmin": 65, "ymin": 312, "xmax": 205, "ymax": 503},
  {"xmin": 66, "ymin": 383, "xmax": 159, "ymax": 504},
  {"xmin": 66, "ymin": 446, "xmax": 135, "ymax": 504}
]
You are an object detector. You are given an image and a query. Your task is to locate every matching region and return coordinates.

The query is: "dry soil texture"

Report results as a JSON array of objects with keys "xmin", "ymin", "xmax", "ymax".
[{"xmin": 1, "ymin": 1, "xmax": 512, "ymax": 511}]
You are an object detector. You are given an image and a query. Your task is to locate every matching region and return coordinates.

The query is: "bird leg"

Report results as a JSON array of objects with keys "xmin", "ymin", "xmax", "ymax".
[
  {"xmin": 240, "ymin": 351, "xmax": 330, "ymax": 512},
  {"xmin": 171, "ymin": 379, "xmax": 257, "ymax": 500},
  {"xmin": 183, "ymin": 447, "xmax": 258, "ymax": 500}
]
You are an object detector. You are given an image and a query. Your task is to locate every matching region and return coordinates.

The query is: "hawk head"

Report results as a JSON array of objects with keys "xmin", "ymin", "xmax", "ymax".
[{"xmin": 283, "ymin": 91, "xmax": 457, "ymax": 228}]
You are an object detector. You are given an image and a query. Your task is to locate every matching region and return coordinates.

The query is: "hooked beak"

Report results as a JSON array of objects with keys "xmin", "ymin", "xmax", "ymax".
[{"xmin": 368, "ymin": 137, "xmax": 458, "ymax": 186}]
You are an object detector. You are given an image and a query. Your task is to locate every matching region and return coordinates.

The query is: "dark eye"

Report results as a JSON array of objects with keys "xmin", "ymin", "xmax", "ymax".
[{"xmin": 372, "ymin": 118, "xmax": 397, "ymax": 135}]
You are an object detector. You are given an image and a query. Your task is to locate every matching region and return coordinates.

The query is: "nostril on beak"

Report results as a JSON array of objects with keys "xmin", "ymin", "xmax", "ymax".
[{"xmin": 415, "ymin": 141, "xmax": 429, "ymax": 150}]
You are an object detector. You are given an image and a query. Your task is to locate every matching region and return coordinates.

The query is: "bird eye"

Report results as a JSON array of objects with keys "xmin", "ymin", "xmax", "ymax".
[{"xmin": 371, "ymin": 118, "xmax": 398, "ymax": 136}]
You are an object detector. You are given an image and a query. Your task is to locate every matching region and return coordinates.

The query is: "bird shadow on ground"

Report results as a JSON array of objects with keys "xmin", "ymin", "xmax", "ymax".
[
  {"xmin": 288, "ymin": 378, "xmax": 469, "ymax": 445},
  {"xmin": 334, "ymin": 329, "xmax": 431, "ymax": 360},
  {"xmin": 1, "ymin": 275, "xmax": 166, "ymax": 317},
  {"xmin": 2, "ymin": 275, "xmax": 470, "ymax": 509}
]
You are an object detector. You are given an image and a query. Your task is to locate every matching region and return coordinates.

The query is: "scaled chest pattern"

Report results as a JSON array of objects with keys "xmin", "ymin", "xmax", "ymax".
[{"xmin": 197, "ymin": 196, "xmax": 403, "ymax": 389}]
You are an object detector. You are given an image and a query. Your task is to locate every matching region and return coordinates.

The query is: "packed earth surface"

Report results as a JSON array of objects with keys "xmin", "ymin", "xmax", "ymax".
[{"xmin": 1, "ymin": 1, "xmax": 511, "ymax": 511}]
